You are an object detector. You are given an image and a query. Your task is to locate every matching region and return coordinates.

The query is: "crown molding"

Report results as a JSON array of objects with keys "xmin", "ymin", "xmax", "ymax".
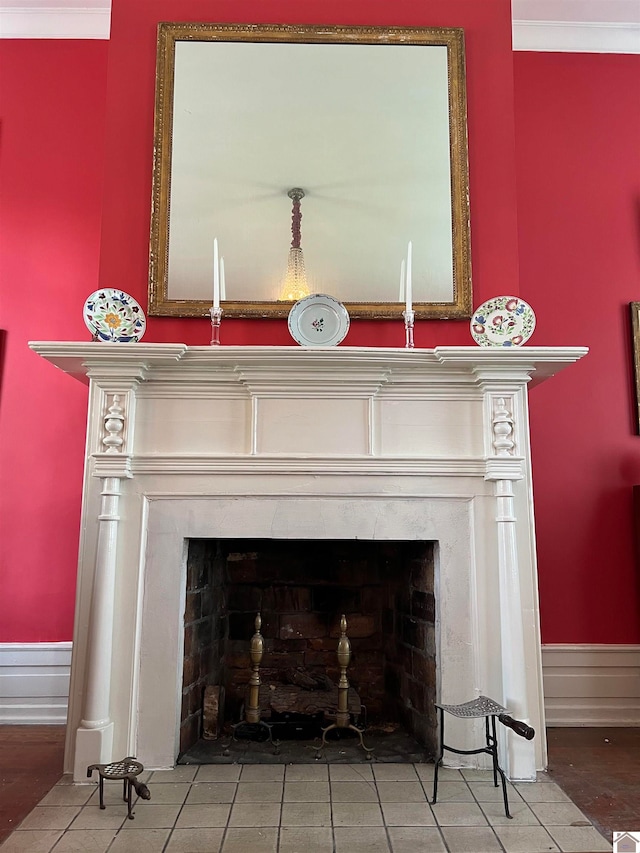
[
  {"xmin": 513, "ymin": 18, "xmax": 640, "ymax": 53},
  {"xmin": 0, "ymin": 6, "xmax": 110, "ymax": 39},
  {"xmin": 0, "ymin": 1, "xmax": 638, "ymax": 52},
  {"xmin": 512, "ymin": 0, "xmax": 640, "ymax": 53}
]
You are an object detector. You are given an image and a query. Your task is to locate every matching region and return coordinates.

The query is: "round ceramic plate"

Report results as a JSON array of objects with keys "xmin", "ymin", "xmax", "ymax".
[
  {"xmin": 83, "ymin": 289, "xmax": 146, "ymax": 342},
  {"xmin": 288, "ymin": 294, "xmax": 350, "ymax": 347},
  {"xmin": 470, "ymin": 296, "xmax": 535, "ymax": 347}
]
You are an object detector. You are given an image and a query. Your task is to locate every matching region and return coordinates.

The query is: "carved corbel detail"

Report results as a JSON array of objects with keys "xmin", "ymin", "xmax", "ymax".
[
  {"xmin": 102, "ymin": 395, "xmax": 126, "ymax": 454},
  {"xmin": 492, "ymin": 396, "xmax": 515, "ymax": 457}
]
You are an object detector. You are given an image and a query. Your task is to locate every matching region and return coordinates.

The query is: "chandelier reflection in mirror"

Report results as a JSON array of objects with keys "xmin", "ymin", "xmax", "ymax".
[{"xmin": 279, "ymin": 188, "xmax": 311, "ymax": 302}]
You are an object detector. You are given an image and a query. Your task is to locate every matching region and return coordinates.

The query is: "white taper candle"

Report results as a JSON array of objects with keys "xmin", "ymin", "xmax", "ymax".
[
  {"xmin": 213, "ymin": 238, "xmax": 220, "ymax": 310},
  {"xmin": 405, "ymin": 241, "xmax": 413, "ymax": 313}
]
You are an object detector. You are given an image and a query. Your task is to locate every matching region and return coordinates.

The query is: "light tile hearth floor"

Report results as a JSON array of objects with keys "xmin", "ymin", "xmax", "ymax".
[{"xmin": 0, "ymin": 762, "xmax": 614, "ymax": 853}]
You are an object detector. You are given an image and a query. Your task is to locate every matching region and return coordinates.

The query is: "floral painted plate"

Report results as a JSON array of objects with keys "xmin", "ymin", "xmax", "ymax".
[
  {"xmin": 83, "ymin": 289, "xmax": 146, "ymax": 342},
  {"xmin": 288, "ymin": 293, "xmax": 350, "ymax": 347},
  {"xmin": 470, "ymin": 296, "xmax": 535, "ymax": 347}
]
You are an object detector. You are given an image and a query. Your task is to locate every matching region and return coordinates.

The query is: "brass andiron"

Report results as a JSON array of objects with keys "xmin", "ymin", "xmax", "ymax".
[
  {"xmin": 316, "ymin": 615, "xmax": 374, "ymax": 760},
  {"xmin": 246, "ymin": 612, "xmax": 264, "ymax": 724},
  {"xmin": 225, "ymin": 613, "xmax": 278, "ymax": 754}
]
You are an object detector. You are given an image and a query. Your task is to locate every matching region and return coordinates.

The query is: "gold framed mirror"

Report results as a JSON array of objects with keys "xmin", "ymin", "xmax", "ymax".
[
  {"xmin": 631, "ymin": 302, "xmax": 640, "ymax": 433},
  {"xmin": 149, "ymin": 23, "xmax": 471, "ymax": 319}
]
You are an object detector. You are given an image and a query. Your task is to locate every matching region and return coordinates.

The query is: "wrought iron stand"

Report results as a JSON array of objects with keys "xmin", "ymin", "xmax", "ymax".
[
  {"xmin": 86, "ymin": 757, "xmax": 150, "ymax": 820},
  {"xmin": 432, "ymin": 696, "xmax": 535, "ymax": 818}
]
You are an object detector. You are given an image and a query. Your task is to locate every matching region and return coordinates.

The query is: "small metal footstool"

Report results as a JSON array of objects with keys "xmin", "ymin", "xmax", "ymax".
[
  {"xmin": 432, "ymin": 696, "xmax": 535, "ymax": 819},
  {"xmin": 87, "ymin": 757, "xmax": 151, "ymax": 820}
]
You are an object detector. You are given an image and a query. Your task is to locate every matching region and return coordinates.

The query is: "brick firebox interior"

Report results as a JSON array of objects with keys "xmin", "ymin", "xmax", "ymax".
[{"xmin": 180, "ymin": 539, "xmax": 437, "ymax": 757}]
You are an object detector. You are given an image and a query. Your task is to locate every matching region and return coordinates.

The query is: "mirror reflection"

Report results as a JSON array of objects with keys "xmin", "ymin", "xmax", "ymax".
[{"xmin": 149, "ymin": 23, "xmax": 472, "ymax": 319}]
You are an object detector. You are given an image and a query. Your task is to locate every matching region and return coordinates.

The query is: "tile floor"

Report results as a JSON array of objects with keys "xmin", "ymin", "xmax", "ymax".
[{"xmin": 0, "ymin": 762, "xmax": 613, "ymax": 853}]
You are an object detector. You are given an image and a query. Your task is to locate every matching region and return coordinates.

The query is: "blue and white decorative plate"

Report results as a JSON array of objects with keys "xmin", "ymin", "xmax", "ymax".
[
  {"xmin": 470, "ymin": 296, "xmax": 535, "ymax": 347},
  {"xmin": 83, "ymin": 289, "xmax": 146, "ymax": 342},
  {"xmin": 288, "ymin": 293, "xmax": 350, "ymax": 347}
]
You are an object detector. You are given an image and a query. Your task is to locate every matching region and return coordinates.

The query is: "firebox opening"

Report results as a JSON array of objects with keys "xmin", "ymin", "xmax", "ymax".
[{"xmin": 179, "ymin": 538, "xmax": 437, "ymax": 762}]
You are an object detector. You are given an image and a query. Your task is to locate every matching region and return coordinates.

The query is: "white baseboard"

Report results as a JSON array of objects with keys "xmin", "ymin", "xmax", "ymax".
[
  {"xmin": 1, "ymin": 641, "xmax": 637, "ymax": 727},
  {"xmin": 0, "ymin": 642, "xmax": 72, "ymax": 724},
  {"xmin": 542, "ymin": 644, "xmax": 640, "ymax": 726}
]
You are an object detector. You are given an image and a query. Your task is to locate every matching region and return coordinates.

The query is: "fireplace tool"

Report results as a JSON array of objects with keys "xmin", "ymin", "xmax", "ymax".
[
  {"xmin": 224, "ymin": 613, "xmax": 279, "ymax": 755},
  {"xmin": 315, "ymin": 614, "xmax": 374, "ymax": 760},
  {"xmin": 432, "ymin": 696, "xmax": 535, "ymax": 818},
  {"xmin": 86, "ymin": 757, "xmax": 150, "ymax": 820}
]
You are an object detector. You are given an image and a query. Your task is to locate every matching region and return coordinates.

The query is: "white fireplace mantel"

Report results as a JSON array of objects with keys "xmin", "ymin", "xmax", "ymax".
[{"xmin": 30, "ymin": 343, "xmax": 587, "ymax": 782}]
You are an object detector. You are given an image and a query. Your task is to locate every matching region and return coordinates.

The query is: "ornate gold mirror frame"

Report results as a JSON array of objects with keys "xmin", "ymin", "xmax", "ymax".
[
  {"xmin": 631, "ymin": 302, "xmax": 640, "ymax": 433},
  {"xmin": 149, "ymin": 23, "xmax": 471, "ymax": 319}
]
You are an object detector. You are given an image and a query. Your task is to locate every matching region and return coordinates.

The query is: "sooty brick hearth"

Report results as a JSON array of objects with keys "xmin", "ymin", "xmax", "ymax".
[{"xmin": 180, "ymin": 538, "xmax": 437, "ymax": 759}]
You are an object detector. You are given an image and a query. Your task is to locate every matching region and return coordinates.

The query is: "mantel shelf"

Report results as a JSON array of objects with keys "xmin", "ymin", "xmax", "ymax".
[{"xmin": 29, "ymin": 342, "xmax": 588, "ymax": 389}]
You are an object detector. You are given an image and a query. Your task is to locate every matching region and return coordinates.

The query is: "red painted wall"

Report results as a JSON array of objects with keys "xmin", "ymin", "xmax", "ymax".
[
  {"xmin": 100, "ymin": 0, "xmax": 519, "ymax": 347},
  {"xmin": 2, "ymin": 11, "xmax": 638, "ymax": 644},
  {"xmin": 1, "ymin": 0, "xmax": 520, "ymax": 641},
  {"xmin": 0, "ymin": 41, "xmax": 109, "ymax": 641},
  {"xmin": 514, "ymin": 52, "xmax": 640, "ymax": 643}
]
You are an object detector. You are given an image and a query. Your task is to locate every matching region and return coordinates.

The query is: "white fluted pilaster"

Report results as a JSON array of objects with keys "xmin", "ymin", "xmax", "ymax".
[
  {"xmin": 484, "ymin": 394, "xmax": 536, "ymax": 780},
  {"xmin": 494, "ymin": 477, "xmax": 536, "ymax": 780},
  {"xmin": 73, "ymin": 475, "xmax": 121, "ymax": 779}
]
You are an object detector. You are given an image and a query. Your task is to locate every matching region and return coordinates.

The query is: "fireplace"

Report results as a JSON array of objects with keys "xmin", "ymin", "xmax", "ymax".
[
  {"xmin": 29, "ymin": 343, "xmax": 587, "ymax": 782},
  {"xmin": 179, "ymin": 538, "xmax": 437, "ymax": 758}
]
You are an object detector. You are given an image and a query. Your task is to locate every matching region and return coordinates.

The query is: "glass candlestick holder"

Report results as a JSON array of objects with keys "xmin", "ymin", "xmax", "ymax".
[
  {"xmin": 402, "ymin": 309, "xmax": 415, "ymax": 349},
  {"xmin": 210, "ymin": 306, "xmax": 223, "ymax": 346}
]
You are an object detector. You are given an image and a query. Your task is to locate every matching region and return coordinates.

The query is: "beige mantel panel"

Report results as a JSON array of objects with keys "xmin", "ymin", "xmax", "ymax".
[
  {"xmin": 257, "ymin": 398, "xmax": 369, "ymax": 455},
  {"xmin": 377, "ymin": 398, "xmax": 483, "ymax": 457},
  {"xmin": 134, "ymin": 398, "xmax": 250, "ymax": 455}
]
